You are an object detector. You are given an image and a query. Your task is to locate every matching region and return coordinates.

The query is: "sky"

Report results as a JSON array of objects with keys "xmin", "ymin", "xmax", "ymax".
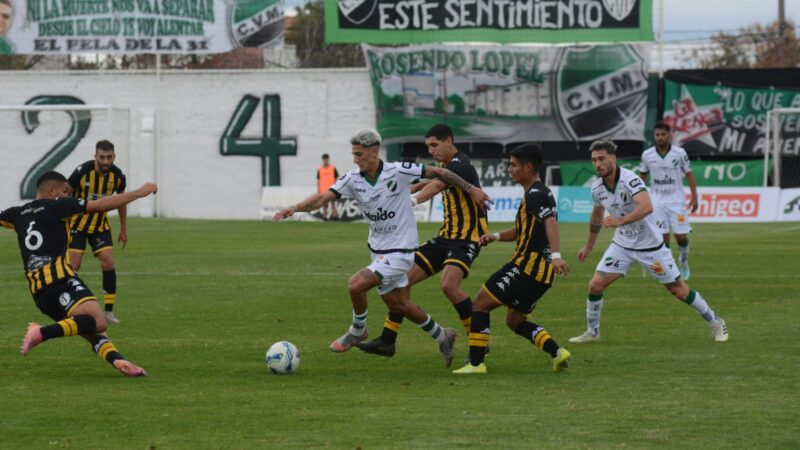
[{"xmin": 286, "ymin": 0, "xmax": 800, "ymax": 43}]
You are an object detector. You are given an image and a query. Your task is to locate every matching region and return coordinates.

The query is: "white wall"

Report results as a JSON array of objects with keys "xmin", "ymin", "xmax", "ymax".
[{"xmin": 0, "ymin": 69, "xmax": 374, "ymax": 219}]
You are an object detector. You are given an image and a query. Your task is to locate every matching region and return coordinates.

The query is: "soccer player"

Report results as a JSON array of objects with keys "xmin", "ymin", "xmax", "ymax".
[
  {"xmin": 568, "ymin": 139, "xmax": 728, "ymax": 344},
  {"xmin": 453, "ymin": 143, "xmax": 571, "ymax": 374},
  {"xmin": 273, "ymin": 128, "xmax": 492, "ymax": 367},
  {"xmin": 357, "ymin": 123, "xmax": 488, "ymax": 358},
  {"xmin": 67, "ymin": 140, "xmax": 128, "ymax": 324},
  {"xmin": 639, "ymin": 121, "xmax": 699, "ymax": 279},
  {"xmin": 317, "ymin": 153, "xmax": 339, "ymax": 220},
  {"xmin": 0, "ymin": 171, "xmax": 157, "ymax": 376}
]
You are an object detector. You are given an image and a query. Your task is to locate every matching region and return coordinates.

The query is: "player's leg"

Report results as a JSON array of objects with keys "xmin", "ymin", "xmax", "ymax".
[
  {"xmin": 330, "ymin": 200, "xmax": 339, "ymax": 219},
  {"xmin": 379, "ymin": 286, "xmax": 457, "ymax": 366},
  {"xmin": 368, "ymin": 242, "xmax": 443, "ymax": 349},
  {"xmin": 671, "ymin": 207, "xmax": 693, "ymax": 280},
  {"xmin": 22, "ymin": 280, "xmax": 106, "ymax": 355},
  {"xmin": 81, "ymin": 332, "xmax": 146, "ymax": 377},
  {"xmin": 67, "ymin": 229, "xmax": 87, "ymax": 271},
  {"xmin": 664, "ymin": 279, "xmax": 728, "ymax": 342},
  {"xmin": 440, "ymin": 243, "xmax": 479, "ymax": 336},
  {"xmin": 359, "ymin": 263, "xmax": 430, "ymax": 356},
  {"xmin": 95, "ymin": 248, "xmax": 120, "ymax": 324},
  {"xmin": 506, "ymin": 309, "xmax": 571, "ymax": 373},
  {"xmin": 330, "ymin": 267, "xmax": 380, "ymax": 352},
  {"xmin": 453, "ymin": 287, "xmax": 499, "ymax": 374},
  {"xmin": 570, "ymin": 245, "xmax": 629, "ymax": 343}
]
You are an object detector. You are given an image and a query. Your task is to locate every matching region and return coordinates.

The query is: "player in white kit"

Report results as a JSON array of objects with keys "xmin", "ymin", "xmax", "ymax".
[
  {"xmin": 639, "ymin": 121, "xmax": 698, "ymax": 280},
  {"xmin": 568, "ymin": 140, "xmax": 728, "ymax": 344},
  {"xmin": 273, "ymin": 128, "xmax": 492, "ymax": 366}
]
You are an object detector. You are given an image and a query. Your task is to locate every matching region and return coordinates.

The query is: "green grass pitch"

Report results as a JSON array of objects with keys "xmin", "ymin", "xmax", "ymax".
[{"xmin": 1, "ymin": 219, "xmax": 798, "ymax": 448}]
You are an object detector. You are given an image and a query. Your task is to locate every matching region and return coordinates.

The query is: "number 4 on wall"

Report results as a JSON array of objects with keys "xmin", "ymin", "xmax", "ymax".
[{"xmin": 220, "ymin": 95, "xmax": 298, "ymax": 187}]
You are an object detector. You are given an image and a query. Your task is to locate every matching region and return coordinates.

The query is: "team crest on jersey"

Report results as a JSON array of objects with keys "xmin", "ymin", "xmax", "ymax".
[
  {"xmin": 228, "ymin": 0, "xmax": 285, "ymax": 49},
  {"xmin": 386, "ymin": 180, "xmax": 397, "ymax": 193}
]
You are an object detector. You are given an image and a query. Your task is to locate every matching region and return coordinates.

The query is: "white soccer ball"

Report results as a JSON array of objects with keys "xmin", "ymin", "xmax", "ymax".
[{"xmin": 265, "ymin": 341, "xmax": 300, "ymax": 374}]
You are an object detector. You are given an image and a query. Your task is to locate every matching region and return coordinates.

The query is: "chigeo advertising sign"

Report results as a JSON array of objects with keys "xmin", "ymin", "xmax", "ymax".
[
  {"xmin": 0, "ymin": 0, "xmax": 284, "ymax": 55},
  {"xmin": 326, "ymin": 0, "xmax": 653, "ymax": 44},
  {"xmin": 688, "ymin": 187, "xmax": 779, "ymax": 223},
  {"xmin": 363, "ymin": 43, "xmax": 651, "ymax": 144},
  {"xmin": 662, "ymin": 80, "xmax": 800, "ymax": 156}
]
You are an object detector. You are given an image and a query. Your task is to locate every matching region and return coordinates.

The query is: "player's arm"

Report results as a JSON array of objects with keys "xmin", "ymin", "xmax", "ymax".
[
  {"xmin": 412, "ymin": 179, "xmax": 447, "ymax": 204},
  {"xmin": 479, "ymin": 226, "xmax": 516, "ymax": 245},
  {"xmin": 685, "ymin": 171, "xmax": 699, "ymax": 213},
  {"xmin": 116, "ymin": 174, "xmax": 129, "ymax": 248},
  {"xmin": 544, "ymin": 216, "xmax": 569, "ymax": 275},
  {"xmin": 85, "ymin": 183, "xmax": 157, "ymax": 214},
  {"xmin": 603, "ymin": 190, "xmax": 653, "ymax": 228},
  {"xmin": 578, "ymin": 205, "xmax": 605, "ymax": 263},
  {"xmin": 410, "ymin": 178, "xmax": 435, "ymax": 194},
  {"xmin": 422, "ymin": 166, "xmax": 491, "ymax": 212},
  {"xmin": 272, "ymin": 190, "xmax": 337, "ymax": 221}
]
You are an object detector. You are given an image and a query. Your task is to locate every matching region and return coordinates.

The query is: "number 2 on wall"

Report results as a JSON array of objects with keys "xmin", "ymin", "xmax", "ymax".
[{"xmin": 19, "ymin": 96, "xmax": 92, "ymax": 199}]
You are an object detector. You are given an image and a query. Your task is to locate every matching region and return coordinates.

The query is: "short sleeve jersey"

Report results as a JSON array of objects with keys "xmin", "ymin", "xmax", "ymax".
[
  {"xmin": 638, "ymin": 145, "xmax": 691, "ymax": 206},
  {"xmin": 0, "ymin": 198, "xmax": 87, "ymax": 294},
  {"xmin": 591, "ymin": 167, "xmax": 663, "ymax": 250},
  {"xmin": 68, "ymin": 161, "xmax": 126, "ymax": 233},
  {"xmin": 438, "ymin": 152, "xmax": 489, "ymax": 243},
  {"xmin": 330, "ymin": 161, "xmax": 422, "ymax": 253},
  {"xmin": 511, "ymin": 181, "xmax": 558, "ymax": 283}
]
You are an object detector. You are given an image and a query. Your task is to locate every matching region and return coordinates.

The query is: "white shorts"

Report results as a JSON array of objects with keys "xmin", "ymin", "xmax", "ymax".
[
  {"xmin": 368, "ymin": 252, "xmax": 415, "ymax": 295},
  {"xmin": 652, "ymin": 204, "xmax": 692, "ymax": 235},
  {"xmin": 595, "ymin": 242, "xmax": 682, "ymax": 284}
]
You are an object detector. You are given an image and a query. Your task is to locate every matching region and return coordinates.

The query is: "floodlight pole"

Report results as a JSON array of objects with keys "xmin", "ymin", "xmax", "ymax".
[{"xmin": 779, "ymin": 0, "xmax": 786, "ymax": 37}]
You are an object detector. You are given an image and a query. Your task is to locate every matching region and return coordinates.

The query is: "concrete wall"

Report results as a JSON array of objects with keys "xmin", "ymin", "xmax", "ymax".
[{"xmin": 0, "ymin": 69, "xmax": 374, "ymax": 219}]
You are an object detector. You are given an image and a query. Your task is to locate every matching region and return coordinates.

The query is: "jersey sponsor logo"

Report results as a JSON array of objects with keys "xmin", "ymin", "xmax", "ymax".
[
  {"xmin": 628, "ymin": 178, "xmax": 643, "ymax": 189},
  {"xmin": 649, "ymin": 262, "xmax": 664, "ymax": 274},
  {"xmin": 691, "ymin": 193, "xmax": 759, "ymax": 218},
  {"xmin": 59, "ymin": 292, "xmax": 72, "ymax": 307},
  {"xmin": 652, "ymin": 176, "xmax": 676, "ymax": 186},
  {"xmin": 363, "ymin": 207, "xmax": 396, "ymax": 222}
]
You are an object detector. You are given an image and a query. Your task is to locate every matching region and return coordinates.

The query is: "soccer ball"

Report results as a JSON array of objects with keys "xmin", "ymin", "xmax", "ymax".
[{"xmin": 265, "ymin": 341, "xmax": 300, "ymax": 374}]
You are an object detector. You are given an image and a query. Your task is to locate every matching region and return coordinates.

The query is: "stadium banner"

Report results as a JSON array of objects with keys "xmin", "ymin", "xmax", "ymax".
[
  {"xmin": 662, "ymin": 79, "xmax": 800, "ymax": 156},
  {"xmin": 556, "ymin": 185, "xmax": 593, "ymax": 222},
  {"xmin": 326, "ymin": 0, "xmax": 653, "ymax": 44},
  {"xmin": 778, "ymin": 188, "xmax": 800, "ymax": 221},
  {"xmin": 364, "ymin": 43, "xmax": 652, "ymax": 145},
  {"xmin": 559, "ymin": 159, "xmax": 769, "ymax": 187},
  {"xmin": 689, "ymin": 187, "xmax": 779, "ymax": 223},
  {"xmin": 0, "ymin": 0, "xmax": 285, "ymax": 55}
]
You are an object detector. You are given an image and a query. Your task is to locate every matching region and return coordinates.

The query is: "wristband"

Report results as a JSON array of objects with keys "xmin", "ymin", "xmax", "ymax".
[
  {"xmin": 492, "ymin": 232, "xmax": 501, "ymax": 241},
  {"xmin": 551, "ymin": 252, "xmax": 562, "ymax": 260}
]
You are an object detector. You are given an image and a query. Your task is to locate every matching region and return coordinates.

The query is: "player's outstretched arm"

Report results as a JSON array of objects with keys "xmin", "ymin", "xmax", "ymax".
[
  {"xmin": 578, "ymin": 206, "xmax": 604, "ymax": 263},
  {"xmin": 85, "ymin": 183, "xmax": 157, "ymax": 214},
  {"xmin": 410, "ymin": 179, "xmax": 435, "ymax": 194},
  {"xmin": 273, "ymin": 190, "xmax": 337, "ymax": 222},
  {"xmin": 543, "ymin": 217, "xmax": 569, "ymax": 275},
  {"xmin": 423, "ymin": 166, "xmax": 492, "ymax": 212},
  {"xmin": 412, "ymin": 179, "xmax": 447, "ymax": 205}
]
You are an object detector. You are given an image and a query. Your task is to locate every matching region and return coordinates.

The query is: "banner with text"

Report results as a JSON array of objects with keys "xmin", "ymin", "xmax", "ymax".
[
  {"xmin": 0, "ymin": 0, "xmax": 285, "ymax": 54},
  {"xmin": 326, "ymin": 0, "xmax": 653, "ymax": 44},
  {"xmin": 662, "ymin": 79, "xmax": 800, "ymax": 157},
  {"xmin": 559, "ymin": 159, "xmax": 770, "ymax": 187},
  {"xmin": 364, "ymin": 43, "xmax": 652, "ymax": 144}
]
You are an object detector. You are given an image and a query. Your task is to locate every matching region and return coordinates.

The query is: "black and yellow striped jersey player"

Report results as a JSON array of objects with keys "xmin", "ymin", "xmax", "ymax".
[
  {"xmin": 67, "ymin": 139, "xmax": 127, "ymax": 324},
  {"xmin": 453, "ymin": 143, "xmax": 572, "ymax": 374},
  {"xmin": 357, "ymin": 123, "xmax": 490, "ymax": 359}
]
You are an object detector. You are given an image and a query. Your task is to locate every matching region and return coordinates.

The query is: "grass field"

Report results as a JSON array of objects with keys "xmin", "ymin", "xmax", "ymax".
[{"xmin": 1, "ymin": 219, "xmax": 799, "ymax": 449}]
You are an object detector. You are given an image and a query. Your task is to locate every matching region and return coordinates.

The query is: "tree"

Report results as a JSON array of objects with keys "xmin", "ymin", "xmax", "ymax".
[
  {"xmin": 287, "ymin": 0, "xmax": 364, "ymax": 68},
  {"xmin": 684, "ymin": 20, "xmax": 799, "ymax": 69}
]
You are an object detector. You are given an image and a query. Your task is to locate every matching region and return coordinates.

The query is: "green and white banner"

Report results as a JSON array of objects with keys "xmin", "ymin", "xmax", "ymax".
[
  {"xmin": 0, "ymin": 0, "xmax": 284, "ymax": 54},
  {"xmin": 364, "ymin": 43, "xmax": 651, "ymax": 144},
  {"xmin": 326, "ymin": 0, "xmax": 653, "ymax": 44},
  {"xmin": 559, "ymin": 159, "xmax": 770, "ymax": 187},
  {"xmin": 662, "ymin": 80, "xmax": 800, "ymax": 156}
]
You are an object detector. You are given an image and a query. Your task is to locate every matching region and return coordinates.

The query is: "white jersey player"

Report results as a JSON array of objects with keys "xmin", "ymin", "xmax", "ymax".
[
  {"xmin": 639, "ymin": 122, "xmax": 698, "ymax": 280},
  {"xmin": 569, "ymin": 139, "xmax": 727, "ymax": 344},
  {"xmin": 273, "ymin": 128, "xmax": 492, "ymax": 366}
]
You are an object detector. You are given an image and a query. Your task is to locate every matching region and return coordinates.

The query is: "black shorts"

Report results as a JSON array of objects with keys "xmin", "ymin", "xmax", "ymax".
[
  {"xmin": 415, "ymin": 237, "xmax": 481, "ymax": 278},
  {"xmin": 69, "ymin": 228, "xmax": 113, "ymax": 255},
  {"xmin": 33, "ymin": 277, "xmax": 97, "ymax": 321},
  {"xmin": 482, "ymin": 262, "xmax": 551, "ymax": 315}
]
